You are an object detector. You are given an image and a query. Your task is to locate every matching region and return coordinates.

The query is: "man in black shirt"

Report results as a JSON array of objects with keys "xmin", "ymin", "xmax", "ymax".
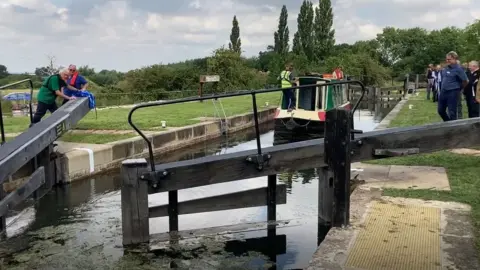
[
  {"xmin": 465, "ymin": 61, "xmax": 479, "ymax": 118},
  {"xmin": 426, "ymin": 64, "xmax": 435, "ymax": 100}
]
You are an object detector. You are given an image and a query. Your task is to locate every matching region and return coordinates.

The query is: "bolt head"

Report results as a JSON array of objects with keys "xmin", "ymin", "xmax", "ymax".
[
  {"xmin": 247, "ymin": 157, "xmax": 252, "ymax": 161},
  {"xmin": 140, "ymin": 175, "xmax": 144, "ymax": 179},
  {"xmin": 163, "ymin": 171, "xmax": 167, "ymax": 176},
  {"xmin": 153, "ymin": 184, "xmax": 157, "ymax": 188}
]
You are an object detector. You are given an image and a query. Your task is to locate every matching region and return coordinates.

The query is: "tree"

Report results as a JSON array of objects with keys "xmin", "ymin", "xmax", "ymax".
[
  {"xmin": 228, "ymin": 15, "xmax": 241, "ymax": 54},
  {"xmin": 294, "ymin": 0, "xmax": 315, "ymax": 61},
  {"xmin": 313, "ymin": 0, "xmax": 335, "ymax": 61},
  {"xmin": 463, "ymin": 20, "xmax": 480, "ymax": 61},
  {"xmin": 273, "ymin": 5, "xmax": 289, "ymax": 57},
  {"xmin": 0, "ymin": 65, "xmax": 8, "ymax": 79},
  {"xmin": 35, "ymin": 55, "xmax": 60, "ymax": 77}
]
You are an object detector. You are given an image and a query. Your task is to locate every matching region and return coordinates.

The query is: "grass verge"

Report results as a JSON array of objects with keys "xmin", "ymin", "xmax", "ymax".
[
  {"xmin": 367, "ymin": 90, "xmax": 480, "ymax": 250},
  {"xmin": 2, "ymin": 92, "xmax": 281, "ymax": 134},
  {"xmin": 58, "ymin": 133, "xmax": 137, "ymax": 144}
]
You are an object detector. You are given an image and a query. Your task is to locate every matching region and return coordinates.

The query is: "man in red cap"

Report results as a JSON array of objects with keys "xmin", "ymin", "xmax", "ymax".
[{"xmin": 64, "ymin": 64, "xmax": 89, "ymax": 104}]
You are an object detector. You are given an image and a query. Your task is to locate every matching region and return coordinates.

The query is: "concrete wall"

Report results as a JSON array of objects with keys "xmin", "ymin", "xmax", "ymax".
[{"xmin": 58, "ymin": 108, "xmax": 276, "ymax": 183}]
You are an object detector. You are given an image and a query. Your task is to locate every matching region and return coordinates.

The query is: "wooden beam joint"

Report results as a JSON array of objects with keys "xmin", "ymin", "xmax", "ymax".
[
  {"xmin": 140, "ymin": 170, "xmax": 169, "ymax": 190},
  {"xmin": 246, "ymin": 153, "xmax": 272, "ymax": 171}
]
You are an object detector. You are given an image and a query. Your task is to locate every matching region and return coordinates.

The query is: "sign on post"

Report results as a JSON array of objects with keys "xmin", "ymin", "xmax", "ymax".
[{"xmin": 200, "ymin": 75, "xmax": 220, "ymax": 83}]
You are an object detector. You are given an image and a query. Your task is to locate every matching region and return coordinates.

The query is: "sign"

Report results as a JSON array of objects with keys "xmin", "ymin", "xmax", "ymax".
[{"xmin": 200, "ymin": 75, "xmax": 220, "ymax": 83}]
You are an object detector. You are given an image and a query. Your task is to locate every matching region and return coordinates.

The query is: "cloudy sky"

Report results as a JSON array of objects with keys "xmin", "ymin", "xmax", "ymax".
[{"xmin": 1, "ymin": 0, "xmax": 478, "ymax": 73}]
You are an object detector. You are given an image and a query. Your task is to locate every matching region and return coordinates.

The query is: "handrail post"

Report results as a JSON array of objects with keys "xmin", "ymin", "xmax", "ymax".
[
  {"xmin": 121, "ymin": 158, "xmax": 149, "ymax": 246},
  {"xmin": 324, "ymin": 108, "xmax": 352, "ymax": 227}
]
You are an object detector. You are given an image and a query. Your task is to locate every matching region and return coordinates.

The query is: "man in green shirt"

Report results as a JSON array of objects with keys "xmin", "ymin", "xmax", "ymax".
[{"xmin": 31, "ymin": 68, "xmax": 76, "ymax": 125}]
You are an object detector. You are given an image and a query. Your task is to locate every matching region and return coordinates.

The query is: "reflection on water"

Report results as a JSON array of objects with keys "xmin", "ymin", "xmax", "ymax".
[{"xmin": 2, "ymin": 102, "xmax": 396, "ymax": 269}]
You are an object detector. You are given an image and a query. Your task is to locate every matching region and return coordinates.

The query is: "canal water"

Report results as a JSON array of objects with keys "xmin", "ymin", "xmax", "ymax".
[{"xmin": 0, "ymin": 101, "xmax": 397, "ymax": 269}]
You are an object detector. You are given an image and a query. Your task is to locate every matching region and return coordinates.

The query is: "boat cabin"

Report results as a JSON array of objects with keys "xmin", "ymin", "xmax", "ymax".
[{"xmin": 280, "ymin": 76, "xmax": 350, "ymax": 113}]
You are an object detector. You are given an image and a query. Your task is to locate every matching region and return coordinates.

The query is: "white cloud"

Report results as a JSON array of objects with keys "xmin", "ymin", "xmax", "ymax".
[{"xmin": 0, "ymin": 0, "xmax": 477, "ymax": 73}]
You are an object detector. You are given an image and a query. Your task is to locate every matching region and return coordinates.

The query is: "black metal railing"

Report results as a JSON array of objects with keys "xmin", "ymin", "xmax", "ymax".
[
  {"xmin": 0, "ymin": 79, "xmax": 35, "ymax": 144},
  {"xmin": 129, "ymin": 80, "xmax": 366, "ymax": 168},
  {"xmin": 127, "ymin": 80, "xmax": 366, "ymax": 169}
]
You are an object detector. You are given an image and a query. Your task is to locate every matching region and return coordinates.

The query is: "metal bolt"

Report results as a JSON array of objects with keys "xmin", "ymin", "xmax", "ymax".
[
  {"xmin": 247, "ymin": 157, "xmax": 252, "ymax": 161},
  {"xmin": 350, "ymin": 151, "xmax": 354, "ymax": 155},
  {"xmin": 153, "ymin": 183, "xmax": 157, "ymax": 188},
  {"xmin": 140, "ymin": 175, "xmax": 144, "ymax": 179},
  {"xmin": 357, "ymin": 140, "xmax": 363, "ymax": 146},
  {"xmin": 163, "ymin": 171, "xmax": 167, "ymax": 176},
  {"xmin": 267, "ymin": 154, "xmax": 271, "ymax": 159}
]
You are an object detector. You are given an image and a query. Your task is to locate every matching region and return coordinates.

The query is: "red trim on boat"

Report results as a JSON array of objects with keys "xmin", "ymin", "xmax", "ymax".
[{"xmin": 317, "ymin": 111, "xmax": 326, "ymax": 121}]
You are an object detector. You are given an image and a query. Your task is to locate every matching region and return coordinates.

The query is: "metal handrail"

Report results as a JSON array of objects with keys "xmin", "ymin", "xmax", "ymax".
[
  {"xmin": 127, "ymin": 80, "xmax": 366, "ymax": 170},
  {"xmin": 0, "ymin": 79, "xmax": 35, "ymax": 144}
]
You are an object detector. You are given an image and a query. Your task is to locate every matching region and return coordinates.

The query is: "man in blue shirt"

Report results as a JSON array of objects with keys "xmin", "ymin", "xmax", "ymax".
[
  {"xmin": 438, "ymin": 52, "xmax": 469, "ymax": 121},
  {"xmin": 63, "ymin": 64, "xmax": 89, "ymax": 105}
]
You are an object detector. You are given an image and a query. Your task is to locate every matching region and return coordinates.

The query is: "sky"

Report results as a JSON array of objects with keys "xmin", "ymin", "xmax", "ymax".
[{"xmin": 0, "ymin": 0, "xmax": 479, "ymax": 73}]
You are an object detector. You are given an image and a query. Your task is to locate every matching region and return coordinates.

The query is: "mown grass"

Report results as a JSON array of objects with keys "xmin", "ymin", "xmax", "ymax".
[
  {"xmin": 367, "ymin": 90, "xmax": 480, "ymax": 250},
  {"xmin": 58, "ymin": 133, "xmax": 137, "ymax": 144},
  {"xmin": 2, "ymin": 92, "xmax": 281, "ymax": 134}
]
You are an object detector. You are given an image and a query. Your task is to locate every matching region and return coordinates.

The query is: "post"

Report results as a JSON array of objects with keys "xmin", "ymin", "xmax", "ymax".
[
  {"xmin": 324, "ymin": 108, "xmax": 351, "ymax": 227},
  {"xmin": 415, "ymin": 74, "xmax": 419, "ymax": 90},
  {"xmin": 121, "ymin": 158, "xmax": 149, "ymax": 246},
  {"xmin": 0, "ymin": 100, "xmax": 5, "ymax": 144}
]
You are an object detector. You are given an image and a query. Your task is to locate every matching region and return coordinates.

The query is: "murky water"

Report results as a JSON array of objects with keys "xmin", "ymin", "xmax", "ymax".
[{"xmin": 0, "ymin": 101, "xmax": 396, "ymax": 269}]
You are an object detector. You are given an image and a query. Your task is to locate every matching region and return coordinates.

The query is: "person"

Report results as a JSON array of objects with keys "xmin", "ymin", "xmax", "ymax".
[
  {"xmin": 465, "ymin": 61, "xmax": 479, "ymax": 118},
  {"xmin": 437, "ymin": 52, "xmax": 469, "ymax": 122},
  {"xmin": 433, "ymin": 64, "xmax": 442, "ymax": 102},
  {"xmin": 31, "ymin": 68, "xmax": 76, "ymax": 126},
  {"xmin": 426, "ymin": 64, "xmax": 435, "ymax": 101},
  {"xmin": 332, "ymin": 66, "xmax": 344, "ymax": 80},
  {"xmin": 63, "ymin": 64, "xmax": 88, "ymax": 105},
  {"xmin": 279, "ymin": 62, "xmax": 298, "ymax": 111}
]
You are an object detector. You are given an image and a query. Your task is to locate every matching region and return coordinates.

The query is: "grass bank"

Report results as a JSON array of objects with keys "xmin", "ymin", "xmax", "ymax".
[
  {"xmin": 367, "ymin": 91, "xmax": 480, "ymax": 250},
  {"xmin": 2, "ymin": 92, "xmax": 281, "ymax": 134}
]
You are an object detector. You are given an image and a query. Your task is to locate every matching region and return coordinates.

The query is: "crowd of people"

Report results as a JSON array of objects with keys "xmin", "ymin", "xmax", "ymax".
[
  {"xmin": 31, "ymin": 65, "xmax": 89, "ymax": 126},
  {"xmin": 426, "ymin": 51, "xmax": 479, "ymax": 121}
]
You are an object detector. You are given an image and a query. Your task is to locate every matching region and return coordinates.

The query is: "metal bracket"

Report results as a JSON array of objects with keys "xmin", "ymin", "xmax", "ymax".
[
  {"xmin": 246, "ymin": 153, "xmax": 271, "ymax": 171},
  {"xmin": 373, "ymin": 148, "xmax": 420, "ymax": 157},
  {"xmin": 140, "ymin": 170, "xmax": 169, "ymax": 189}
]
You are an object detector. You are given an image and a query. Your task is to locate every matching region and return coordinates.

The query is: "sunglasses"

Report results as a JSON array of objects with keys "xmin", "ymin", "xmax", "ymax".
[{"xmin": 69, "ymin": 69, "xmax": 76, "ymax": 72}]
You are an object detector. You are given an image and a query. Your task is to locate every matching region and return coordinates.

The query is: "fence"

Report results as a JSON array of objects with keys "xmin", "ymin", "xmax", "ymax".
[{"xmin": 120, "ymin": 80, "xmax": 366, "ymax": 250}]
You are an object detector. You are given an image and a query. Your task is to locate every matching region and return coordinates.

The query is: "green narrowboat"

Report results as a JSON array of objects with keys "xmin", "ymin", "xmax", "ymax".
[{"xmin": 273, "ymin": 75, "xmax": 351, "ymax": 145}]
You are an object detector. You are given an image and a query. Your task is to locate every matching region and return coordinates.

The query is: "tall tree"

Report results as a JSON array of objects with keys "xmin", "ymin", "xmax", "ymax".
[
  {"xmin": 294, "ymin": 0, "xmax": 315, "ymax": 61},
  {"xmin": 314, "ymin": 0, "xmax": 335, "ymax": 61},
  {"xmin": 274, "ymin": 5, "xmax": 289, "ymax": 56},
  {"xmin": 229, "ymin": 15, "xmax": 242, "ymax": 54},
  {"xmin": 0, "ymin": 65, "xmax": 8, "ymax": 79},
  {"xmin": 292, "ymin": 32, "xmax": 302, "ymax": 55}
]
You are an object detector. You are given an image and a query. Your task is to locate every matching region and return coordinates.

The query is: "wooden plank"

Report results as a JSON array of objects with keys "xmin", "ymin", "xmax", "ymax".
[
  {"xmin": 0, "ymin": 98, "xmax": 89, "ymax": 184},
  {"xmin": 153, "ymin": 138, "xmax": 326, "ymax": 192},
  {"xmin": 152, "ymin": 117, "xmax": 480, "ymax": 191},
  {"xmin": 0, "ymin": 166, "xmax": 45, "ymax": 217},
  {"xmin": 352, "ymin": 117, "xmax": 480, "ymax": 163},
  {"xmin": 317, "ymin": 167, "xmax": 334, "ymax": 223},
  {"xmin": 325, "ymin": 108, "xmax": 351, "ymax": 227},
  {"xmin": 149, "ymin": 185, "xmax": 287, "ymax": 218},
  {"xmin": 121, "ymin": 159, "xmax": 150, "ymax": 246},
  {"xmin": 149, "ymin": 219, "xmax": 299, "ymax": 245}
]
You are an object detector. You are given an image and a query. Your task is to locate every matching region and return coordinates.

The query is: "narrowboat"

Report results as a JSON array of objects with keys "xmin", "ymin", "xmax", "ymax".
[{"xmin": 273, "ymin": 75, "xmax": 351, "ymax": 145}]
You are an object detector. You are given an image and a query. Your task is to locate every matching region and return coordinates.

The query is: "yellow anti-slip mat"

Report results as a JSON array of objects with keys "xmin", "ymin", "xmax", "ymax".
[{"xmin": 345, "ymin": 201, "xmax": 441, "ymax": 270}]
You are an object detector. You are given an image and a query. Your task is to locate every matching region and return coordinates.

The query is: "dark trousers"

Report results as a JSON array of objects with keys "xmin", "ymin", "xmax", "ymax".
[
  {"xmin": 31, "ymin": 101, "xmax": 58, "ymax": 126},
  {"xmin": 465, "ymin": 94, "xmax": 480, "ymax": 118},
  {"xmin": 282, "ymin": 89, "xmax": 296, "ymax": 109},
  {"xmin": 438, "ymin": 90, "xmax": 460, "ymax": 121}
]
